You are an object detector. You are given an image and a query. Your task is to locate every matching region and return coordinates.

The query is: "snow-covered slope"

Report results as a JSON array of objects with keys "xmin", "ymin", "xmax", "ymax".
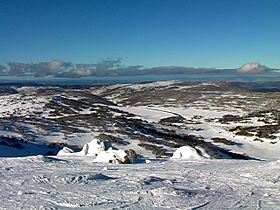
[
  {"xmin": 0, "ymin": 81, "xmax": 279, "ymax": 161},
  {"xmin": 0, "ymin": 157, "xmax": 279, "ymax": 209},
  {"xmin": 0, "ymin": 81, "xmax": 280, "ymax": 209}
]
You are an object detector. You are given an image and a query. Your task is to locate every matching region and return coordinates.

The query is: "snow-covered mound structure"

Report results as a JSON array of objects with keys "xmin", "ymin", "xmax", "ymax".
[
  {"xmin": 94, "ymin": 148, "xmax": 130, "ymax": 164},
  {"xmin": 57, "ymin": 147, "xmax": 75, "ymax": 156},
  {"xmin": 171, "ymin": 146, "xmax": 204, "ymax": 160},
  {"xmin": 57, "ymin": 138, "xmax": 136, "ymax": 164},
  {"xmin": 82, "ymin": 138, "xmax": 112, "ymax": 156},
  {"xmin": 57, "ymin": 138, "xmax": 111, "ymax": 157}
]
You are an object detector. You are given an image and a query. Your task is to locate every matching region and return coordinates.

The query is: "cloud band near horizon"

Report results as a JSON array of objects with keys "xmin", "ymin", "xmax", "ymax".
[{"xmin": 0, "ymin": 59, "xmax": 274, "ymax": 78}]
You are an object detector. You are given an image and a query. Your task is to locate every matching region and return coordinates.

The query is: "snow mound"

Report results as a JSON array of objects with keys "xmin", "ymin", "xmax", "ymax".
[
  {"xmin": 82, "ymin": 138, "xmax": 112, "ymax": 156},
  {"xmin": 57, "ymin": 147, "xmax": 75, "ymax": 156},
  {"xmin": 57, "ymin": 138, "xmax": 111, "ymax": 157},
  {"xmin": 171, "ymin": 146, "xmax": 204, "ymax": 160},
  {"xmin": 94, "ymin": 148, "xmax": 130, "ymax": 164},
  {"xmin": 57, "ymin": 138, "xmax": 136, "ymax": 164}
]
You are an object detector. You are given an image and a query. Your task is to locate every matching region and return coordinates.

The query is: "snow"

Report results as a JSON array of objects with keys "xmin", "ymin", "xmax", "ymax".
[
  {"xmin": 108, "ymin": 101, "xmax": 280, "ymax": 161},
  {"xmin": 57, "ymin": 147, "xmax": 74, "ymax": 156},
  {"xmin": 126, "ymin": 80, "xmax": 179, "ymax": 90},
  {"xmin": 112, "ymin": 105, "xmax": 243, "ymax": 123},
  {"xmin": 57, "ymin": 138, "xmax": 112, "ymax": 157},
  {"xmin": 85, "ymin": 138, "xmax": 112, "ymax": 156},
  {"xmin": 0, "ymin": 94, "xmax": 50, "ymax": 118},
  {"xmin": 0, "ymin": 157, "xmax": 280, "ymax": 209},
  {"xmin": 101, "ymin": 132, "xmax": 158, "ymax": 159},
  {"xmin": 0, "ymin": 82, "xmax": 280, "ymax": 209},
  {"xmin": 57, "ymin": 138, "xmax": 133, "ymax": 164},
  {"xmin": 188, "ymin": 123, "xmax": 280, "ymax": 160},
  {"xmin": 112, "ymin": 106, "xmax": 176, "ymax": 122},
  {"xmin": 91, "ymin": 81, "xmax": 179, "ymax": 94},
  {"xmin": 171, "ymin": 146, "xmax": 204, "ymax": 160},
  {"xmin": 109, "ymin": 104, "xmax": 280, "ymax": 161},
  {"xmin": 93, "ymin": 148, "xmax": 129, "ymax": 164},
  {"xmin": 173, "ymin": 82, "xmax": 220, "ymax": 90},
  {"xmin": 152, "ymin": 106, "xmax": 243, "ymax": 119},
  {"xmin": 90, "ymin": 84, "xmax": 131, "ymax": 95}
]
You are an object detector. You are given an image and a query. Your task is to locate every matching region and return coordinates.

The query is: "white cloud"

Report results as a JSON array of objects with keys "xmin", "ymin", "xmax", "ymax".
[
  {"xmin": 238, "ymin": 63, "xmax": 269, "ymax": 73},
  {"xmin": 47, "ymin": 60, "xmax": 70, "ymax": 69}
]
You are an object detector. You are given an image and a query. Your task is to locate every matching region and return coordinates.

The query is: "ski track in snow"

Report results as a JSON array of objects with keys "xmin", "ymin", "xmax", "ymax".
[{"xmin": 0, "ymin": 157, "xmax": 280, "ymax": 210}]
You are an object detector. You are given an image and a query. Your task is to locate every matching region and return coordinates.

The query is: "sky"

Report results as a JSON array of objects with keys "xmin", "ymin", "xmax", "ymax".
[{"xmin": 0, "ymin": 0, "xmax": 280, "ymax": 69}]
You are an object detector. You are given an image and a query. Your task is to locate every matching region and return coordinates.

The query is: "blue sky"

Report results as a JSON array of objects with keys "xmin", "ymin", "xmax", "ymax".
[{"xmin": 0, "ymin": 0, "xmax": 279, "ymax": 68}]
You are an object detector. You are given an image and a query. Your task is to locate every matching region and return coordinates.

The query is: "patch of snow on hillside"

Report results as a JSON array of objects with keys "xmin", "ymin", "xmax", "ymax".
[
  {"xmin": 189, "ymin": 123, "xmax": 280, "ymax": 160},
  {"xmin": 175, "ymin": 82, "xmax": 220, "ymax": 90},
  {"xmin": 112, "ymin": 106, "xmax": 176, "ymax": 122},
  {"xmin": 151, "ymin": 106, "xmax": 243, "ymax": 119},
  {"xmin": 127, "ymin": 80, "xmax": 179, "ymax": 90},
  {"xmin": 115, "ymin": 105, "xmax": 243, "ymax": 122},
  {"xmin": 0, "ymin": 94, "xmax": 50, "ymax": 117}
]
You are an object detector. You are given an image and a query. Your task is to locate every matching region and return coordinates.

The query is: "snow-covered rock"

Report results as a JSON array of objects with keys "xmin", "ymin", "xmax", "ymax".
[
  {"xmin": 76, "ymin": 143, "xmax": 89, "ymax": 156},
  {"xmin": 171, "ymin": 146, "xmax": 204, "ymax": 160},
  {"xmin": 94, "ymin": 148, "xmax": 130, "ymax": 164},
  {"xmin": 57, "ymin": 147, "xmax": 75, "ymax": 156},
  {"xmin": 56, "ymin": 138, "xmax": 136, "ymax": 164},
  {"xmin": 84, "ymin": 138, "xmax": 112, "ymax": 156},
  {"xmin": 57, "ymin": 138, "xmax": 112, "ymax": 157},
  {"xmin": 195, "ymin": 146, "xmax": 211, "ymax": 159}
]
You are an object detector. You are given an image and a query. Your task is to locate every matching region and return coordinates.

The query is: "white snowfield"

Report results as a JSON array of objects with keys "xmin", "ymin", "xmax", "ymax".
[
  {"xmin": 0, "ymin": 82, "xmax": 280, "ymax": 209},
  {"xmin": 111, "ymin": 105, "xmax": 280, "ymax": 161},
  {"xmin": 0, "ymin": 157, "xmax": 280, "ymax": 209},
  {"xmin": 112, "ymin": 106, "xmax": 177, "ymax": 122},
  {"xmin": 114, "ymin": 105, "xmax": 242, "ymax": 122},
  {"xmin": 0, "ymin": 93, "xmax": 50, "ymax": 118}
]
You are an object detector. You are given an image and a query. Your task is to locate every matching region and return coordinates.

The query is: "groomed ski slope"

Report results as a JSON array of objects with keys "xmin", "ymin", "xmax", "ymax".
[{"xmin": 0, "ymin": 156, "xmax": 279, "ymax": 209}]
